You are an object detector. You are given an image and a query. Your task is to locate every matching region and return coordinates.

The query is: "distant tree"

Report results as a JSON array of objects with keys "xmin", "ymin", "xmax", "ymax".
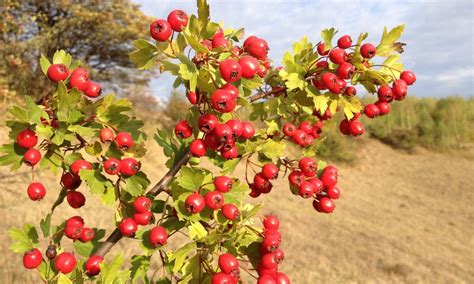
[
  {"xmin": 162, "ymin": 89, "xmax": 190, "ymax": 128},
  {"xmin": 0, "ymin": 0, "xmax": 152, "ymax": 98}
]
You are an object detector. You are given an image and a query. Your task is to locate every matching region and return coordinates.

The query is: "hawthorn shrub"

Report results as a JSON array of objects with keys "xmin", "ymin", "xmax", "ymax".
[{"xmin": 1, "ymin": 0, "xmax": 416, "ymax": 283}]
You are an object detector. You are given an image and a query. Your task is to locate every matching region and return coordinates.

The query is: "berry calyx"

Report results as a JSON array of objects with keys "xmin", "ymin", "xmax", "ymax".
[
  {"xmin": 198, "ymin": 114, "xmax": 219, "ymax": 133},
  {"xmin": 149, "ymin": 226, "xmax": 168, "ymax": 247},
  {"xmin": 27, "ymin": 182, "xmax": 46, "ymax": 201},
  {"xmin": 185, "ymin": 192, "xmax": 205, "ymax": 214},
  {"xmin": 47, "ymin": 64, "xmax": 69, "ymax": 82},
  {"xmin": 119, "ymin": 158, "xmax": 141, "ymax": 176},
  {"xmin": 17, "ymin": 129, "xmax": 38, "ymax": 149},
  {"xmin": 167, "ymin": 10, "xmax": 188, "ymax": 32},
  {"xmin": 150, "ymin": 19, "xmax": 172, "ymax": 42},
  {"xmin": 54, "ymin": 252, "xmax": 77, "ymax": 274},
  {"xmin": 23, "ymin": 249, "xmax": 43, "ymax": 269}
]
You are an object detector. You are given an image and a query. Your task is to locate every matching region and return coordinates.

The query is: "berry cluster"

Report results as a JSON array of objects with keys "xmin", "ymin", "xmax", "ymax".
[
  {"xmin": 64, "ymin": 216, "xmax": 95, "ymax": 242},
  {"xmin": 150, "ymin": 10, "xmax": 189, "ymax": 42},
  {"xmin": 212, "ymin": 253, "xmax": 241, "ymax": 283},
  {"xmin": 118, "ymin": 196, "xmax": 152, "ymax": 237},
  {"xmin": 282, "ymin": 120, "xmax": 323, "ymax": 147},
  {"xmin": 48, "ymin": 65, "xmax": 102, "ymax": 98}
]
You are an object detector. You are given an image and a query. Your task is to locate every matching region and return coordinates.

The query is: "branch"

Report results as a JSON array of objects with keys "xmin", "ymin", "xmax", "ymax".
[{"xmin": 94, "ymin": 86, "xmax": 284, "ymax": 258}]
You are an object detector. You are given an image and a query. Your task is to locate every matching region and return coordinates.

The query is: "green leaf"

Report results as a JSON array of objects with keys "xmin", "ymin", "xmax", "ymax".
[
  {"xmin": 284, "ymin": 73, "xmax": 307, "ymax": 91},
  {"xmin": 183, "ymin": 27, "xmax": 209, "ymax": 53},
  {"xmin": 131, "ymin": 255, "xmax": 151, "ymax": 283},
  {"xmin": 377, "ymin": 25, "xmax": 405, "ymax": 57},
  {"xmin": 122, "ymin": 172, "xmax": 150, "ymax": 197},
  {"xmin": 99, "ymin": 253, "xmax": 130, "ymax": 284},
  {"xmin": 39, "ymin": 54, "xmax": 51, "ymax": 75},
  {"xmin": 188, "ymin": 222, "xmax": 208, "ymax": 240},
  {"xmin": 259, "ymin": 139, "xmax": 286, "ymax": 160},
  {"xmin": 176, "ymin": 167, "xmax": 212, "ymax": 191},
  {"xmin": 321, "ymin": 28, "xmax": 337, "ymax": 49},
  {"xmin": 129, "ymin": 40, "xmax": 159, "ymax": 70},
  {"xmin": 8, "ymin": 224, "xmax": 39, "ymax": 253},
  {"xmin": 197, "ymin": 0, "xmax": 210, "ymax": 27},
  {"xmin": 57, "ymin": 273, "xmax": 73, "ymax": 284},
  {"xmin": 168, "ymin": 242, "xmax": 196, "ymax": 273},
  {"xmin": 220, "ymin": 158, "xmax": 241, "ymax": 175},
  {"xmin": 0, "ymin": 143, "xmax": 24, "ymax": 170},
  {"xmin": 40, "ymin": 213, "xmax": 52, "ymax": 238},
  {"xmin": 52, "ymin": 50, "xmax": 72, "ymax": 67},
  {"xmin": 67, "ymin": 125, "xmax": 97, "ymax": 138},
  {"xmin": 25, "ymin": 96, "xmax": 49, "ymax": 125},
  {"xmin": 79, "ymin": 170, "xmax": 117, "ymax": 207},
  {"xmin": 9, "ymin": 106, "xmax": 29, "ymax": 123}
]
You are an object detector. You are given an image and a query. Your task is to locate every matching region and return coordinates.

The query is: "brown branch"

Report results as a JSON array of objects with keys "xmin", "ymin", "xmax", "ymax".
[{"xmin": 94, "ymin": 86, "xmax": 284, "ymax": 258}]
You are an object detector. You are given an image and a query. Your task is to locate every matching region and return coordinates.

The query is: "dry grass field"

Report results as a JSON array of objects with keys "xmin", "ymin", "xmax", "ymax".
[{"xmin": 0, "ymin": 110, "xmax": 473, "ymax": 283}]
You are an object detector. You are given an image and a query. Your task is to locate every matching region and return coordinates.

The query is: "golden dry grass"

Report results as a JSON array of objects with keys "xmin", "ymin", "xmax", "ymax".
[{"xmin": 0, "ymin": 117, "xmax": 473, "ymax": 283}]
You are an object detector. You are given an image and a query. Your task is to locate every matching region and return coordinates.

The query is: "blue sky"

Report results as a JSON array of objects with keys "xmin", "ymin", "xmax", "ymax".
[{"xmin": 134, "ymin": 0, "xmax": 473, "ymax": 100}]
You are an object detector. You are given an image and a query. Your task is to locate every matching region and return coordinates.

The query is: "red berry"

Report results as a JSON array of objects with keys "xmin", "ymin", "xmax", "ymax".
[
  {"xmin": 84, "ymin": 82, "xmax": 102, "ymax": 98},
  {"xmin": 360, "ymin": 43, "xmax": 376, "ymax": 58},
  {"xmin": 316, "ymin": 60, "xmax": 329, "ymax": 70},
  {"xmin": 308, "ymin": 177, "xmax": 324, "ymax": 193},
  {"xmin": 282, "ymin": 123, "xmax": 297, "ymax": 137},
  {"xmin": 376, "ymin": 101, "xmax": 391, "ymax": 116},
  {"xmin": 119, "ymin": 218, "xmax": 137, "ymax": 237},
  {"xmin": 61, "ymin": 172, "xmax": 82, "ymax": 190},
  {"xmin": 288, "ymin": 170, "xmax": 304, "ymax": 186},
  {"xmin": 212, "ymin": 272, "xmax": 234, "ymax": 284},
  {"xmin": 198, "ymin": 114, "xmax": 219, "ymax": 133},
  {"xmin": 115, "ymin": 132, "xmax": 134, "ymax": 149},
  {"xmin": 175, "ymin": 120, "xmax": 193, "ymax": 139},
  {"xmin": 70, "ymin": 159, "xmax": 92, "ymax": 175},
  {"xmin": 321, "ymin": 72, "xmax": 338, "ymax": 90},
  {"xmin": 329, "ymin": 48, "xmax": 347, "ymax": 64},
  {"xmin": 119, "ymin": 158, "xmax": 141, "ymax": 176},
  {"xmin": 27, "ymin": 182, "xmax": 46, "ymax": 201},
  {"xmin": 344, "ymin": 86, "xmax": 357, "ymax": 97},
  {"xmin": 326, "ymin": 186, "xmax": 341, "ymax": 199},
  {"xmin": 317, "ymin": 43, "xmax": 329, "ymax": 55},
  {"xmin": 243, "ymin": 36, "xmax": 258, "ymax": 49},
  {"xmin": 71, "ymin": 67, "xmax": 88, "ymax": 78},
  {"xmin": 70, "ymin": 72, "xmax": 90, "ymax": 92},
  {"xmin": 187, "ymin": 91, "xmax": 199, "ymax": 104},
  {"xmin": 336, "ymin": 62, "xmax": 355, "ymax": 79},
  {"xmin": 377, "ymin": 85, "xmax": 394, "ymax": 102},
  {"xmin": 24, "ymin": 148, "xmax": 41, "ymax": 166},
  {"xmin": 218, "ymin": 253, "xmax": 239, "ymax": 274},
  {"xmin": 291, "ymin": 130, "xmax": 307, "ymax": 146},
  {"xmin": 190, "ymin": 139, "xmax": 206, "ymax": 157},
  {"xmin": 392, "ymin": 79, "xmax": 408, "ymax": 100},
  {"xmin": 104, "ymin": 158, "xmax": 121, "ymax": 175},
  {"xmin": 17, "ymin": 129, "xmax": 38, "ymax": 149},
  {"xmin": 226, "ymin": 119, "xmax": 243, "ymax": 137},
  {"xmin": 263, "ymin": 215, "xmax": 279, "ymax": 230},
  {"xmin": 214, "ymin": 176, "xmax": 233, "ymax": 192},
  {"xmin": 47, "ymin": 64, "xmax": 69, "ymax": 82},
  {"xmin": 364, "ymin": 104, "xmax": 380, "ymax": 118},
  {"xmin": 317, "ymin": 197, "xmax": 336, "ymax": 213},
  {"xmin": 64, "ymin": 224, "xmax": 82, "ymax": 240},
  {"xmin": 299, "ymin": 121, "xmax": 312, "ymax": 134},
  {"xmin": 85, "ymin": 255, "xmax": 103, "ymax": 276},
  {"xmin": 246, "ymin": 38, "xmax": 269, "ymax": 59},
  {"xmin": 150, "ymin": 19, "xmax": 172, "ymax": 42},
  {"xmin": 254, "ymin": 173, "xmax": 271, "ymax": 191},
  {"xmin": 261, "ymin": 253, "xmax": 278, "ymax": 269},
  {"xmin": 79, "ymin": 227, "xmax": 95, "ymax": 242},
  {"xmin": 66, "ymin": 216, "xmax": 84, "ymax": 228},
  {"xmin": 149, "ymin": 226, "xmax": 168, "ymax": 247},
  {"xmin": 205, "ymin": 191, "xmax": 224, "ymax": 210},
  {"xmin": 298, "ymin": 182, "xmax": 315, "ymax": 198},
  {"xmin": 133, "ymin": 211, "xmax": 152, "ymax": 226},
  {"xmin": 221, "ymin": 83, "xmax": 239, "ymax": 98},
  {"xmin": 211, "ymin": 89, "xmax": 236, "ymax": 113},
  {"xmin": 204, "ymin": 132, "xmax": 220, "ymax": 150},
  {"xmin": 261, "ymin": 236, "xmax": 280, "ymax": 253},
  {"xmin": 241, "ymin": 121, "xmax": 255, "ymax": 139},
  {"xmin": 54, "ymin": 252, "xmax": 77, "ymax": 274},
  {"xmin": 23, "ymin": 249, "xmax": 43, "ymax": 269},
  {"xmin": 262, "ymin": 163, "xmax": 279, "ymax": 180},
  {"xmin": 339, "ymin": 119, "xmax": 351, "ymax": 135},
  {"xmin": 212, "ymin": 36, "xmax": 230, "ymax": 49},
  {"xmin": 133, "ymin": 196, "xmax": 151, "ymax": 213},
  {"xmin": 219, "ymin": 59, "xmax": 242, "ymax": 83},
  {"xmin": 221, "ymin": 203, "xmax": 240, "ymax": 221},
  {"xmin": 167, "ymin": 10, "xmax": 188, "ymax": 32},
  {"xmin": 100, "ymin": 128, "xmax": 114, "ymax": 143},
  {"xmin": 400, "ymin": 70, "xmax": 416, "ymax": 85},
  {"xmin": 321, "ymin": 172, "xmax": 338, "ymax": 188},
  {"xmin": 349, "ymin": 120, "xmax": 365, "ymax": 136},
  {"xmin": 298, "ymin": 157, "xmax": 317, "ymax": 176},
  {"xmin": 220, "ymin": 145, "xmax": 238, "ymax": 159},
  {"xmin": 67, "ymin": 191, "xmax": 86, "ymax": 208},
  {"xmin": 323, "ymin": 165, "xmax": 338, "ymax": 176},
  {"xmin": 239, "ymin": 56, "xmax": 259, "ymax": 79},
  {"xmin": 185, "ymin": 192, "xmax": 205, "ymax": 214},
  {"xmin": 275, "ymin": 272, "xmax": 291, "ymax": 284},
  {"xmin": 337, "ymin": 35, "xmax": 353, "ymax": 49}
]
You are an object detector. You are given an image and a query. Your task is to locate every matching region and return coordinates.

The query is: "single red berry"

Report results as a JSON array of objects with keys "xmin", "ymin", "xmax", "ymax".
[
  {"xmin": 275, "ymin": 272, "xmax": 291, "ymax": 284},
  {"xmin": 103, "ymin": 158, "xmax": 121, "ymax": 175},
  {"xmin": 316, "ymin": 60, "xmax": 329, "ymax": 70},
  {"xmin": 70, "ymin": 159, "xmax": 92, "ymax": 175},
  {"xmin": 205, "ymin": 191, "xmax": 224, "ymax": 210},
  {"xmin": 119, "ymin": 218, "xmax": 137, "ymax": 237},
  {"xmin": 17, "ymin": 129, "xmax": 38, "ymax": 149},
  {"xmin": 392, "ymin": 79, "xmax": 408, "ymax": 100},
  {"xmin": 211, "ymin": 89, "xmax": 236, "ymax": 113},
  {"xmin": 214, "ymin": 176, "xmax": 233, "ymax": 193},
  {"xmin": 364, "ymin": 104, "xmax": 380, "ymax": 118},
  {"xmin": 299, "ymin": 157, "xmax": 317, "ymax": 177},
  {"xmin": 84, "ymin": 82, "xmax": 101, "ymax": 98},
  {"xmin": 262, "ymin": 163, "xmax": 279, "ymax": 180},
  {"xmin": 54, "ymin": 252, "xmax": 77, "ymax": 274},
  {"xmin": 324, "ymin": 165, "xmax": 338, "ymax": 176},
  {"xmin": 243, "ymin": 36, "xmax": 258, "ymax": 49},
  {"xmin": 185, "ymin": 192, "xmax": 205, "ymax": 214},
  {"xmin": 258, "ymin": 275, "xmax": 276, "ymax": 284},
  {"xmin": 308, "ymin": 177, "xmax": 324, "ymax": 193},
  {"xmin": 27, "ymin": 182, "xmax": 46, "ymax": 201},
  {"xmin": 337, "ymin": 35, "xmax": 353, "ymax": 49},
  {"xmin": 64, "ymin": 224, "xmax": 82, "ymax": 240},
  {"xmin": 213, "ymin": 123, "xmax": 233, "ymax": 143},
  {"xmin": 67, "ymin": 191, "xmax": 86, "ymax": 209},
  {"xmin": 339, "ymin": 119, "xmax": 351, "ymax": 135},
  {"xmin": 254, "ymin": 173, "xmax": 271, "ymax": 191},
  {"xmin": 133, "ymin": 196, "xmax": 151, "ymax": 213},
  {"xmin": 119, "ymin": 158, "xmax": 141, "ymax": 176},
  {"xmin": 317, "ymin": 197, "xmax": 336, "ymax": 213},
  {"xmin": 175, "ymin": 120, "xmax": 193, "ymax": 139},
  {"xmin": 261, "ymin": 236, "xmax": 280, "ymax": 253},
  {"xmin": 187, "ymin": 91, "xmax": 199, "ymax": 104},
  {"xmin": 291, "ymin": 130, "xmax": 308, "ymax": 146},
  {"xmin": 66, "ymin": 216, "xmax": 84, "ymax": 228},
  {"xmin": 115, "ymin": 132, "xmax": 134, "ymax": 150},
  {"xmin": 219, "ymin": 59, "xmax": 242, "ymax": 83},
  {"xmin": 23, "ymin": 249, "xmax": 43, "ymax": 269},
  {"xmin": 298, "ymin": 182, "xmax": 315, "ymax": 198},
  {"xmin": 150, "ymin": 19, "xmax": 172, "ymax": 41},
  {"xmin": 24, "ymin": 148, "xmax": 41, "ymax": 166},
  {"xmin": 261, "ymin": 253, "xmax": 278, "ymax": 269},
  {"xmin": 246, "ymin": 38, "xmax": 269, "ymax": 59},
  {"xmin": 212, "ymin": 272, "xmax": 234, "ymax": 284},
  {"xmin": 100, "ymin": 128, "xmax": 114, "ymax": 143},
  {"xmin": 204, "ymin": 132, "xmax": 220, "ymax": 150},
  {"xmin": 400, "ymin": 70, "xmax": 416, "ymax": 85},
  {"xmin": 85, "ymin": 255, "xmax": 103, "ymax": 276},
  {"xmin": 321, "ymin": 72, "xmax": 338, "ymax": 90},
  {"xmin": 218, "ymin": 253, "xmax": 239, "ymax": 274},
  {"xmin": 360, "ymin": 43, "xmax": 376, "ymax": 58},
  {"xmin": 239, "ymin": 56, "xmax": 259, "ymax": 79},
  {"xmin": 221, "ymin": 83, "xmax": 239, "ymax": 98},
  {"xmin": 198, "ymin": 114, "xmax": 219, "ymax": 133},
  {"xmin": 190, "ymin": 139, "xmax": 206, "ymax": 157},
  {"xmin": 344, "ymin": 86, "xmax": 357, "ymax": 97},
  {"xmin": 79, "ymin": 227, "xmax": 95, "ymax": 242},
  {"xmin": 376, "ymin": 101, "xmax": 391, "ymax": 116},
  {"xmin": 149, "ymin": 226, "xmax": 168, "ymax": 247},
  {"xmin": 133, "ymin": 211, "xmax": 153, "ymax": 226},
  {"xmin": 282, "ymin": 123, "xmax": 297, "ymax": 137},
  {"xmin": 240, "ymin": 121, "xmax": 255, "ymax": 139},
  {"xmin": 321, "ymin": 171, "xmax": 338, "ymax": 188},
  {"xmin": 257, "ymin": 264, "xmax": 278, "ymax": 278},
  {"xmin": 212, "ymin": 36, "xmax": 230, "ymax": 49},
  {"xmin": 326, "ymin": 186, "xmax": 341, "ymax": 199},
  {"xmin": 220, "ymin": 145, "xmax": 238, "ymax": 159},
  {"xmin": 71, "ymin": 67, "xmax": 88, "ymax": 78},
  {"xmin": 377, "ymin": 85, "xmax": 394, "ymax": 102},
  {"xmin": 47, "ymin": 64, "xmax": 69, "ymax": 82},
  {"xmin": 70, "ymin": 73, "xmax": 90, "ymax": 92},
  {"xmin": 263, "ymin": 215, "xmax": 280, "ymax": 230},
  {"xmin": 317, "ymin": 43, "xmax": 329, "ymax": 55},
  {"xmin": 337, "ymin": 62, "xmax": 355, "ymax": 79},
  {"xmin": 329, "ymin": 48, "xmax": 347, "ymax": 64},
  {"xmin": 226, "ymin": 119, "xmax": 243, "ymax": 137},
  {"xmin": 249, "ymin": 184, "xmax": 261, "ymax": 198},
  {"xmin": 221, "ymin": 204, "xmax": 240, "ymax": 221},
  {"xmin": 167, "ymin": 10, "xmax": 188, "ymax": 32},
  {"xmin": 349, "ymin": 120, "xmax": 365, "ymax": 136},
  {"xmin": 61, "ymin": 172, "xmax": 82, "ymax": 190},
  {"xmin": 288, "ymin": 170, "xmax": 304, "ymax": 186},
  {"xmin": 299, "ymin": 121, "xmax": 312, "ymax": 134}
]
